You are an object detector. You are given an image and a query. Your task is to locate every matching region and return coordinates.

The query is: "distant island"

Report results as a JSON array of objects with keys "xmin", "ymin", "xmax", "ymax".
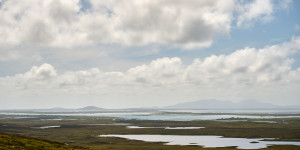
[{"xmin": 162, "ymin": 99, "xmax": 300, "ymax": 110}]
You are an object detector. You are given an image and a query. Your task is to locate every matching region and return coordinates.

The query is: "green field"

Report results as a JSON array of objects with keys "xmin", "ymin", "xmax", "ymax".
[{"xmin": 0, "ymin": 114, "xmax": 300, "ymax": 150}]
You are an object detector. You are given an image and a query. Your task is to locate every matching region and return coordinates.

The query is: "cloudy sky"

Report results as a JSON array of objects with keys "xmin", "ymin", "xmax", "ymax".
[{"xmin": 0, "ymin": 0, "xmax": 300, "ymax": 109}]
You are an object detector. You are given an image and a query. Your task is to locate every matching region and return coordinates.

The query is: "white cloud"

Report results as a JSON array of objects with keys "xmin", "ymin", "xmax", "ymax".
[
  {"xmin": 1, "ymin": 37, "xmax": 300, "ymax": 108},
  {"xmin": 185, "ymin": 44, "xmax": 294, "ymax": 85},
  {"xmin": 23, "ymin": 63, "xmax": 57, "ymax": 80},
  {"xmin": 0, "ymin": 0, "xmax": 298, "ymax": 108},
  {"xmin": 236, "ymin": 0, "xmax": 273, "ymax": 28},
  {"xmin": 0, "ymin": 0, "xmax": 282, "ymax": 50},
  {"xmin": 126, "ymin": 57, "xmax": 183, "ymax": 85}
]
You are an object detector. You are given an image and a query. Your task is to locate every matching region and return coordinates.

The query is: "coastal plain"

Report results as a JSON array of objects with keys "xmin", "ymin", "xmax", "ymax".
[{"xmin": 0, "ymin": 111, "xmax": 300, "ymax": 150}]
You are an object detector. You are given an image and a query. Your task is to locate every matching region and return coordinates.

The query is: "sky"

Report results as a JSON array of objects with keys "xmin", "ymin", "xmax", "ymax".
[{"xmin": 0, "ymin": 0, "xmax": 300, "ymax": 109}]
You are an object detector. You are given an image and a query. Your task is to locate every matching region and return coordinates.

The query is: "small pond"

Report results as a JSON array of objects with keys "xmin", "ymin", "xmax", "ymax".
[
  {"xmin": 31, "ymin": 125, "xmax": 61, "ymax": 129},
  {"xmin": 126, "ymin": 126, "xmax": 205, "ymax": 129}
]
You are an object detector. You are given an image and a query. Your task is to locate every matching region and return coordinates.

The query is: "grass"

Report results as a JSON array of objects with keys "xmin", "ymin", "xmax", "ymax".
[
  {"xmin": 0, "ymin": 114, "xmax": 300, "ymax": 149},
  {"xmin": 0, "ymin": 132, "xmax": 87, "ymax": 150}
]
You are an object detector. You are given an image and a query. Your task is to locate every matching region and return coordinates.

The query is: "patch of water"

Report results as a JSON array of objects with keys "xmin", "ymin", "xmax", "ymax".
[
  {"xmin": 126, "ymin": 126, "xmax": 205, "ymax": 129},
  {"xmin": 80, "ymin": 123, "xmax": 130, "ymax": 126},
  {"xmin": 126, "ymin": 126, "xmax": 164, "ymax": 129},
  {"xmin": 40, "ymin": 118, "xmax": 78, "ymax": 121},
  {"xmin": 99, "ymin": 134, "xmax": 300, "ymax": 149},
  {"xmin": 253, "ymin": 121, "xmax": 277, "ymax": 123},
  {"xmin": 40, "ymin": 119, "xmax": 63, "ymax": 121},
  {"xmin": 1, "ymin": 111, "xmax": 300, "ymax": 121},
  {"xmin": 31, "ymin": 125, "xmax": 61, "ymax": 129},
  {"xmin": 0, "ymin": 116, "xmax": 36, "ymax": 119},
  {"xmin": 162, "ymin": 109, "xmax": 300, "ymax": 114},
  {"xmin": 216, "ymin": 119, "xmax": 248, "ymax": 122},
  {"xmin": 165, "ymin": 127, "xmax": 205, "ymax": 129}
]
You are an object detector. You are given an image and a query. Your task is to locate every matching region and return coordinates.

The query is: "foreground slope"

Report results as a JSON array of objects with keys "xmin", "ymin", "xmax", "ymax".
[{"xmin": 0, "ymin": 133, "xmax": 87, "ymax": 150}]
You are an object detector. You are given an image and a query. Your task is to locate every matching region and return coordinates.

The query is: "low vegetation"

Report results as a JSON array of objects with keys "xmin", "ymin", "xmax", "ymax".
[
  {"xmin": 0, "ymin": 114, "xmax": 300, "ymax": 149},
  {"xmin": 0, "ymin": 132, "xmax": 87, "ymax": 150}
]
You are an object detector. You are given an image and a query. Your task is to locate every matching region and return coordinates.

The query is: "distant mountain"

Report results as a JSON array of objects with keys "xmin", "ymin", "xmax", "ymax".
[
  {"xmin": 78, "ymin": 106, "xmax": 105, "ymax": 111},
  {"xmin": 163, "ymin": 99, "xmax": 283, "ymax": 109}
]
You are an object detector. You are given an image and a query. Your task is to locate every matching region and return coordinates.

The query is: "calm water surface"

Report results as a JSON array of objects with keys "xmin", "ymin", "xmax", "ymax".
[
  {"xmin": 126, "ymin": 126, "xmax": 205, "ymax": 129},
  {"xmin": 99, "ymin": 134, "xmax": 300, "ymax": 149},
  {"xmin": 31, "ymin": 125, "xmax": 61, "ymax": 129},
  {"xmin": 1, "ymin": 109, "xmax": 300, "ymax": 121}
]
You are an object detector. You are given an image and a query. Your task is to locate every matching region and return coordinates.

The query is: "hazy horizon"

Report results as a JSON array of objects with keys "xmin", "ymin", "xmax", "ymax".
[
  {"xmin": 1, "ymin": 99, "xmax": 299, "ymax": 110},
  {"xmin": 1, "ymin": 0, "xmax": 300, "ymax": 109}
]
